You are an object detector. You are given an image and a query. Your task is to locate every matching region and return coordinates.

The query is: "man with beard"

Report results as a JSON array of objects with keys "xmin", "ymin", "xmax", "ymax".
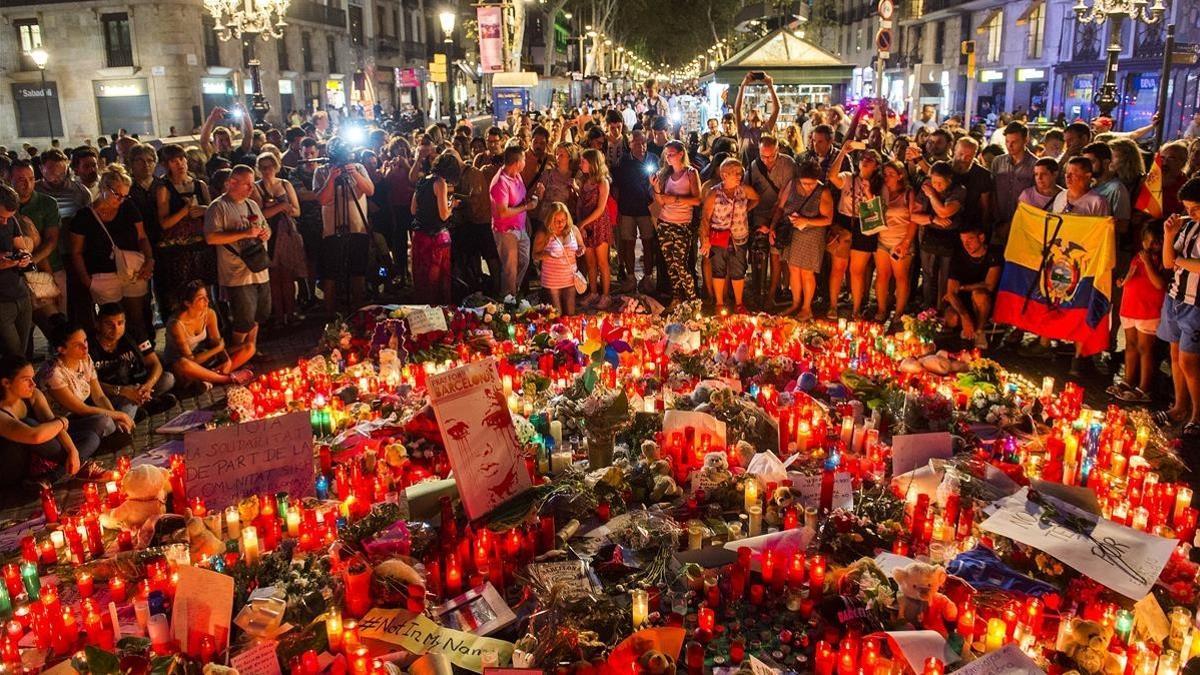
[
  {"xmin": 950, "ymin": 137, "xmax": 993, "ymax": 231},
  {"xmin": 612, "ymin": 130, "xmax": 660, "ymax": 295},
  {"xmin": 70, "ymin": 148, "xmax": 101, "ymax": 198}
]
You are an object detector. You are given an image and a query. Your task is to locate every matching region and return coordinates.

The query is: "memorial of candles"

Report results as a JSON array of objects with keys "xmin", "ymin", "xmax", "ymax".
[{"xmin": 0, "ymin": 304, "xmax": 1196, "ymax": 674}]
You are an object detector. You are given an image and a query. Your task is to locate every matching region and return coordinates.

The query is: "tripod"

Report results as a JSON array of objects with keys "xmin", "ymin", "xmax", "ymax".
[{"xmin": 325, "ymin": 166, "xmax": 371, "ymax": 312}]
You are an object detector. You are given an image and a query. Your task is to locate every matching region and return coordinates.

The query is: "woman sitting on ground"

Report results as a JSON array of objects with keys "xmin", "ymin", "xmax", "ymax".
[
  {"xmin": 36, "ymin": 317, "xmax": 134, "ymax": 452},
  {"xmin": 164, "ymin": 280, "xmax": 254, "ymax": 389},
  {"xmin": 0, "ymin": 355, "xmax": 101, "ymax": 486}
]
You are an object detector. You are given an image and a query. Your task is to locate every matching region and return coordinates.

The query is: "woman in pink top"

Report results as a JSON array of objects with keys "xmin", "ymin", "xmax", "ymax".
[{"xmin": 533, "ymin": 203, "xmax": 584, "ymax": 315}]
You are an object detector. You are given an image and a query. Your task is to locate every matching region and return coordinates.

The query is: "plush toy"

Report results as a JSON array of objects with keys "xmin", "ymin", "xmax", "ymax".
[
  {"xmin": 650, "ymin": 461, "xmax": 682, "ymax": 501},
  {"xmin": 641, "ymin": 440, "xmax": 661, "ymax": 463},
  {"xmin": 765, "ymin": 485, "xmax": 795, "ymax": 526},
  {"xmin": 384, "ymin": 441, "xmax": 409, "ymax": 469},
  {"xmin": 371, "ymin": 558, "xmax": 426, "ymax": 607},
  {"xmin": 892, "ymin": 562, "xmax": 958, "ymax": 637},
  {"xmin": 701, "ymin": 452, "xmax": 733, "ymax": 486},
  {"xmin": 185, "ymin": 514, "xmax": 224, "ymax": 562},
  {"xmin": 638, "ymin": 650, "xmax": 677, "ymax": 675},
  {"xmin": 1061, "ymin": 619, "xmax": 1124, "ymax": 675},
  {"xmin": 100, "ymin": 465, "xmax": 170, "ymax": 532}
]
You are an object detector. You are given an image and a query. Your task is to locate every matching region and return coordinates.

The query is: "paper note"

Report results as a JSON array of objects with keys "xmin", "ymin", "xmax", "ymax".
[
  {"xmin": 230, "ymin": 640, "xmax": 281, "ymax": 675},
  {"xmin": 980, "ymin": 487, "xmax": 1177, "ymax": 599},
  {"xmin": 748, "ymin": 654, "xmax": 780, "ymax": 675},
  {"xmin": 405, "ymin": 306, "xmax": 449, "ymax": 335},
  {"xmin": 156, "ymin": 410, "xmax": 215, "ymax": 435},
  {"xmin": 663, "ymin": 410, "xmax": 727, "ymax": 448},
  {"xmin": 789, "ymin": 471, "xmax": 853, "ymax": 509},
  {"xmin": 184, "ymin": 411, "xmax": 314, "ymax": 510},
  {"xmin": 1133, "ymin": 593, "xmax": 1170, "ymax": 644},
  {"xmin": 427, "ymin": 358, "xmax": 532, "ymax": 520},
  {"xmin": 359, "ymin": 609, "xmax": 515, "ymax": 673},
  {"xmin": 722, "ymin": 528, "xmax": 813, "ymax": 572},
  {"xmin": 890, "ymin": 432, "xmax": 953, "ymax": 476},
  {"xmin": 953, "ymin": 643, "xmax": 1043, "ymax": 675},
  {"xmin": 172, "ymin": 565, "xmax": 235, "ymax": 657},
  {"xmin": 881, "ymin": 630, "xmax": 955, "ymax": 674}
]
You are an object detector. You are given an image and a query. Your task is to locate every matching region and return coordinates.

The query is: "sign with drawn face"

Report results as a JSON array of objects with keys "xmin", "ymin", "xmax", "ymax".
[{"xmin": 427, "ymin": 358, "xmax": 532, "ymax": 520}]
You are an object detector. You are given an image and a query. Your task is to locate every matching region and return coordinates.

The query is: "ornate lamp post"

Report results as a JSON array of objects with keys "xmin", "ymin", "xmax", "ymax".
[
  {"xmin": 1072, "ymin": 0, "xmax": 1166, "ymax": 119},
  {"xmin": 28, "ymin": 49, "xmax": 55, "ymax": 143},
  {"xmin": 203, "ymin": 0, "xmax": 290, "ymax": 128},
  {"xmin": 439, "ymin": 10, "xmax": 457, "ymax": 127}
]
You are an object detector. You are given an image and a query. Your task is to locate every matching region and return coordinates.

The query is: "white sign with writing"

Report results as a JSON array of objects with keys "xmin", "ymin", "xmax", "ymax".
[
  {"xmin": 184, "ymin": 412, "xmax": 314, "ymax": 510},
  {"xmin": 980, "ymin": 487, "xmax": 1177, "ymax": 599},
  {"xmin": 890, "ymin": 432, "xmax": 953, "ymax": 476},
  {"xmin": 230, "ymin": 640, "xmax": 282, "ymax": 675},
  {"xmin": 953, "ymin": 644, "xmax": 1043, "ymax": 675},
  {"xmin": 404, "ymin": 306, "xmax": 449, "ymax": 335},
  {"xmin": 788, "ymin": 471, "xmax": 853, "ymax": 509}
]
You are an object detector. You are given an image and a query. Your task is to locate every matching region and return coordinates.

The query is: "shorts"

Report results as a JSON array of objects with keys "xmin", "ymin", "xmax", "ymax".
[
  {"xmin": 89, "ymin": 272, "xmax": 148, "ymax": 303},
  {"xmin": 710, "ymin": 244, "xmax": 748, "ymax": 281},
  {"xmin": 618, "ymin": 215, "xmax": 655, "ymax": 242},
  {"xmin": 848, "ymin": 218, "xmax": 879, "ymax": 253},
  {"xmin": 225, "ymin": 281, "xmax": 271, "ymax": 333},
  {"xmin": 319, "ymin": 232, "xmax": 371, "ymax": 279},
  {"xmin": 1157, "ymin": 296, "xmax": 1200, "ymax": 353},
  {"xmin": 1119, "ymin": 316, "xmax": 1160, "ymax": 334},
  {"xmin": 877, "ymin": 239, "xmax": 912, "ymax": 259}
]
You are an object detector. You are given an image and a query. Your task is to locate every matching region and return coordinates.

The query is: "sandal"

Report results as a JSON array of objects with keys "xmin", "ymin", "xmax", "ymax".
[
  {"xmin": 78, "ymin": 461, "xmax": 108, "ymax": 481},
  {"xmin": 1116, "ymin": 387, "xmax": 1151, "ymax": 404},
  {"xmin": 1153, "ymin": 410, "xmax": 1176, "ymax": 426},
  {"xmin": 1183, "ymin": 422, "xmax": 1200, "ymax": 438},
  {"xmin": 1106, "ymin": 380, "xmax": 1133, "ymax": 398}
]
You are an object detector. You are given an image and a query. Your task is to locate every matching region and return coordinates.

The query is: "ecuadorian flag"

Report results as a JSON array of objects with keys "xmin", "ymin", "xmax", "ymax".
[{"xmin": 993, "ymin": 202, "xmax": 1116, "ymax": 356}]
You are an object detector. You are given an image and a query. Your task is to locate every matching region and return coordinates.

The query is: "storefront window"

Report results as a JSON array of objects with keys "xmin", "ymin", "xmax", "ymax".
[
  {"xmin": 326, "ymin": 79, "xmax": 346, "ymax": 110},
  {"xmin": 201, "ymin": 77, "xmax": 236, "ymax": 116},
  {"xmin": 11, "ymin": 82, "xmax": 63, "ymax": 137},
  {"xmin": 94, "ymin": 78, "xmax": 153, "ymax": 136},
  {"xmin": 1061, "ymin": 74, "xmax": 1094, "ymax": 120},
  {"xmin": 1122, "ymin": 73, "xmax": 1157, "ymax": 131}
]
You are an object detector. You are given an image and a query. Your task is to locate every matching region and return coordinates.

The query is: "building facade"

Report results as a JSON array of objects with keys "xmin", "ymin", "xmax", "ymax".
[
  {"xmin": 815, "ymin": 0, "xmax": 1200, "ymax": 138},
  {"xmin": 1, "ymin": 0, "xmax": 430, "ymax": 146}
]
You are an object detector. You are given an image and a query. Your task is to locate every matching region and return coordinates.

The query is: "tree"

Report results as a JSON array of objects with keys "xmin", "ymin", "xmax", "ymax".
[{"xmin": 540, "ymin": 0, "xmax": 572, "ymax": 77}]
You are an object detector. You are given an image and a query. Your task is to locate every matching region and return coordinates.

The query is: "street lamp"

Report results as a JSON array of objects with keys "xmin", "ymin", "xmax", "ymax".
[
  {"xmin": 1073, "ymin": 0, "xmax": 1166, "ymax": 118},
  {"xmin": 438, "ymin": 10, "xmax": 457, "ymax": 126},
  {"xmin": 28, "ymin": 49, "xmax": 55, "ymax": 143},
  {"xmin": 203, "ymin": 0, "xmax": 290, "ymax": 129}
]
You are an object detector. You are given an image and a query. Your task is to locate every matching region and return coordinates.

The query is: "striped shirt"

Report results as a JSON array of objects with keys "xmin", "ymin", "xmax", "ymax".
[{"xmin": 1170, "ymin": 218, "xmax": 1200, "ymax": 305}]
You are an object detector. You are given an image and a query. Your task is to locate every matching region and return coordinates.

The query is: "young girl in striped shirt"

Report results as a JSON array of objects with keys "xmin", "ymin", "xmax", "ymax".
[{"xmin": 533, "ymin": 202, "xmax": 584, "ymax": 316}]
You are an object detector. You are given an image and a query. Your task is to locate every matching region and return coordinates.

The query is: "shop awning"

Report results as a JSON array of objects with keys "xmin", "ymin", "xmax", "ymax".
[
  {"xmin": 1016, "ymin": 0, "xmax": 1044, "ymax": 26},
  {"xmin": 708, "ymin": 25, "xmax": 852, "ymax": 86},
  {"xmin": 975, "ymin": 7, "xmax": 1002, "ymax": 34}
]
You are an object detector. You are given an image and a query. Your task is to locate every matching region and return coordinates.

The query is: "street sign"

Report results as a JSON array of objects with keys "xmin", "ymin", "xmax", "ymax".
[
  {"xmin": 430, "ymin": 52, "xmax": 447, "ymax": 83},
  {"xmin": 878, "ymin": 0, "xmax": 894, "ymax": 20},
  {"xmin": 1173, "ymin": 42, "xmax": 1199, "ymax": 65},
  {"xmin": 876, "ymin": 28, "xmax": 893, "ymax": 53}
]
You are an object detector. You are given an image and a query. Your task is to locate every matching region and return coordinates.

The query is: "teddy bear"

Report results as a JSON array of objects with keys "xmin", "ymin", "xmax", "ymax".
[
  {"xmin": 641, "ymin": 439, "xmax": 661, "ymax": 463},
  {"xmin": 185, "ymin": 513, "xmax": 224, "ymax": 562},
  {"xmin": 638, "ymin": 650, "xmax": 677, "ymax": 675},
  {"xmin": 100, "ymin": 464, "xmax": 171, "ymax": 532},
  {"xmin": 701, "ymin": 452, "xmax": 733, "ymax": 486},
  {"xmin": 765, "ymin": 485, "xmax": 796, "ymax": 526},
  {"xmin": 892, "ymin": 562, "xmax": 958, "ymax": 637},
  {"xmin": 1061, "ymin": 619, "xmax": 1124, "ymax": 675},
  {"xmin": 649, "ymin": 460, "xmax": 682, "ymax": 501}
]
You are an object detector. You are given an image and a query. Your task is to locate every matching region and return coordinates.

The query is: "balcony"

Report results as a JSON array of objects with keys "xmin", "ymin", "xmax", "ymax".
[
  {"xmin": 376, "ymin": 35, "xmax": 400, "ymax": 57},
  {"xmin": 287, "ymin": 0, "xmax": 346, "ymax": 29},
  {"xmin": 402, "ymin": 40, "xmax": 426, "ymax": 61}
]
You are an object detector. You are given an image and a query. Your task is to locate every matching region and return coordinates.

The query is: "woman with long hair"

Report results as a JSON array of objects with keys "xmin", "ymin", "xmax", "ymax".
[
  {"xmin": 576, "ymin": 148, "xmax": 614, "ymax": 309},
  {"xmin": 827, "ymin": 141, "xmax": 884, "ymax": 318},
  {"xmin": 410, "ymin": 151, "xmax": 463, "ymax": 305},
  {"xmin": 536, "ymin": 142, "xmax": 579, "ymax": 227},
  {"xmin": 382, "ymin": 137, "xmax": 416, "ymax": 286},
  {"xmin": 0, "ymin": 355, "xmax": 100, "ymax": 486},
  {"xmin": 778, "ymin": 161, "xmax": 833, "ymax": 319},
  {"xmin": 164, "ymin": 281, "xmax": 253, "ymax": 389},
  {"xmin": 533, "ymin": 202, "xmax": 585, "ymax": 315},
  {"xmin": 1109, "ymin": 138, "xmax": 1147, "ymax": 200},
  {"xmin": 155, "ymin": 144, "xmax": 216, "ymax": 325},
  {"xmin": 36, "ymin": 318, "xmax": 132, "ymax": 452},
  {"xmin": 874, "ymin": 160, "xmax": 918, "ymax": 320},
  {"xmin": 700, "ymin": 158, "xmax": 759, "ymax": 313},
  {"xmin": 253, "ymin": 152, "xmax": 306, "ymax": 324},
  {"xmin": 71, "ymin": 164, "xmax": 154, "ymax": 340},
  {"xmin": 652, "ymin": 141, "xmax": 703, "ymax": 305}
]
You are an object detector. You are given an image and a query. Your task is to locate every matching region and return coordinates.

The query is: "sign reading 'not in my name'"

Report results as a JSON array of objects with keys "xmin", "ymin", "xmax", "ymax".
[{"xmin": 185, "ymin": 411, "xmax": 315, "ymax": 509}]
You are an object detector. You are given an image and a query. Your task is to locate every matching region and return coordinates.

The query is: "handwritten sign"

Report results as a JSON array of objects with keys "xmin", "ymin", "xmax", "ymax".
[
  {"xmin": 953, "ymin": 643, "xmax": 1043, "ymax": 675},
  {"xmin": 663, "ymin": 410, "xmax": 727, "ymax": 448},
  {"xmin": 230, "ymin": 640, "xmax": 282, "ymax": 675},
  {"xmin": 172, "ymin": 565, "xmax": 235, "ymax": 657},
  {"xmin": 405, "ymin": 306, "xmax": 449, "ymax": 336},
  {"xmin": 789, "ymin": 471, "xmax": 853, "ymax": 509},
  {"xmin": 748, "ymin": 654, "xmax": 780, "ymax": 675},
  {"xmin": 980, "ymin": 487, "xmax": 1177, "ymax": 599},
  {"xmin": 881, "ymin": 630, "xmax": 954, "ymax": 674},
  {"xmin": 427, "ymin": 359, "xmax": 531, "ymax": 520},
  {"xmin": 525, "ymin": 561, "xmax": 594, "ymax": 600},
  {"xmin": 184, "ymin": 412, "xmax": 314, "ymax": 510},
  {"xmin": 890, "ymin": 432, "xmax": 953, "ymax": 476},
  {"xmin": 359, "ymin": 609, "xmax": 514, "ymax": 673}
]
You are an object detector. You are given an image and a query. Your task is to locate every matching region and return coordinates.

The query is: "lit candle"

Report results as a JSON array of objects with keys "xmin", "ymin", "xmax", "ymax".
[
  {"xmin": 241, "ymin": 526, "xmax": 260, "ymax": 565},
  {"xmin": 225, "ymin": 507, "xmax": 241, "ymax": 540},
  {"xmin": 20, "ymin": 562, "xmax": 39, "ymax": 600},
  {"xmin": 76, "ymin": 571, "xmax": 94, "ymax": 598},
  {"xmin": 631, "ymin": 589, "xmax": 648, "ymax": 629},
  {"xmin": 985, "ymin": 617, "xmax": 1007, "ymax": 652},
  {"xmin": 923, "ymin": 657, "xmax": 945, "ymax": 675},
  {"xmin": 743, "ymin": 479, "xmax": 759, "ymax": 512},
  {"xmin": 109, "ymin": 577, "xmax": 127, "ymax": 603},
  {"xmin": 286, "ymin": 509, "xmax": 301, "ymax": 538},
  {"xmin": 688, "ymin": 522, "xmax": 705, "ymax": 550},
  {"xmin": 326, "ymin": 607, "xmax": 344, "ymax": 651},
  {"xmin": 840, "ymin": 417, "xmax": 853, "ymax": 445},
  {"xmin": 1175, "ymin": 488, "xmax": 1193, "ymax": 525},
  {"xmin": 796, "ymin": 421, "xmax": 811, "ymax": 453}
]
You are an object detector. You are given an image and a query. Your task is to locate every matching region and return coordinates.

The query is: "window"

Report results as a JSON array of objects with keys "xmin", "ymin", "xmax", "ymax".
[
  {"xmin": 277, "ymin": 34, "xmax": 290, "ymax": 70},
  {"xmin": 101, "ymin": 12, "xmax": 134, "ymax": 68},
  {"xmin": 411, "ymin": 10, "xmax": 421, "ymax": 42},
  {"xmin": 909, "ymin": 0, "xmax": 924, "ymax": 19},
  {"xmin": 934, "ymin": 21, "xmax": 945, "ymax": 63},
  {"xmin": 1026, "ymin": 3, "xmax": 1045, "ymax": 58},
  {"xmin": 327, "ymin": 34, "xmax": 337, "ymax": 71},
  {"xmin": 203, "ymin": 17, "xmax": 222, "ymax": 66},
  {"xmin": 349, "ymin": 6, "xmax": 364, "ymax": 45},
  {"xmin": 15, "ymin": 19, "xmax": 42, "ymax": 71},
  {"xmin": 302, "ymin": 31, "xmax": 314, "ymax": 71},
  {"xmin": 985, "ymin": 10, "xmax": 1003, "ymax": 62},
  {"xmin": 377, "ymin": 5, "xmax": 389, "ymax": 36}
]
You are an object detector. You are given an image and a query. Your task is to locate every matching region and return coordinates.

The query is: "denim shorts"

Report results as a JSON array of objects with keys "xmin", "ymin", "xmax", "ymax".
[
  {"xmin": 225, "ymin": 281, "xmax": 271, "ymax": 333},
  {"xmin": 1157, "ymin": 296, "xmax": 1200, "ymax": 354}
]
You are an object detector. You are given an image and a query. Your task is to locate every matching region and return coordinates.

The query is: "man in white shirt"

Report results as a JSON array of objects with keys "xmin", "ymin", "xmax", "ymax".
[
  {"xmin": 908, "ymin": 104, "xmax": 937, "ymax": 136},
  {"xmin": 1050, "ymin": 157, "xmax": 1111, "ymax": 216},
  {"xmin": 204, "ymin": 165, "xmax": 271, "ymax": 362}
]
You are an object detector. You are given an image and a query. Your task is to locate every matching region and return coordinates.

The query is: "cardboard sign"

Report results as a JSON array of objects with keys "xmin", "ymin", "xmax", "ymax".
[
  {"xmin": 184, "ymin": 412, "xmax": 314, "ymax": 510},
  {"xmin": 789, "ymin": 471, "xmax": 853, "ymax": 510},
  {"xmin": 427, "ymin": 359, "xmax": 532, "ymax": 520},
  {"xmin": 748, "ymin": 654, "xmax": 780, "ymax": 675},
  {"xmin": 359, "ymin": 609, "xmax": 514, "ymax": 673},
  {"xmin": 405, "ymin": 306, "xmax": 449, "ymax": 335},
  {"xmin": 172, "ymin": 565, "xmax": 235, "ymax": 657},
  {"xmin": 953, "ymin": 643, "xmax": 1043, "ymax": 675},
  {"xmin": 890, "ymin": 432, "xmax": 953, "ymax": 476},
  {"xmin": 980, "ymin": 487, "xmax": 1177, "ymax": 599},
  {"xmin": 230, "ymin": 640, "xmax": 282, "ymax": 675},
  {"xmin": 663, "ymin": 410, "xmax": 727, "ymax": 448}
]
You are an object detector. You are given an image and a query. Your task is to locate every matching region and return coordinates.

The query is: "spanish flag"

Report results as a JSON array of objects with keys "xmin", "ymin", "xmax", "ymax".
[
  {"xmin": 1135, "ymin": 152, "xmax": 1163, "ymax": 219},
  {"xmin": 993, "ymin": 203, "xmax": 1116, "ymax": 356}
]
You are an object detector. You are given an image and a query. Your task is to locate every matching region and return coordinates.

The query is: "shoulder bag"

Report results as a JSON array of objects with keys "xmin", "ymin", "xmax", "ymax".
[{"xmin": 89, "ymin": 207, "xmax": 145, "ymax": 282}]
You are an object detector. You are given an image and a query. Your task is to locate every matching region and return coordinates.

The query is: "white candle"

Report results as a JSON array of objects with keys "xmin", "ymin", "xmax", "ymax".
[
  {"xmin": 225, "ymin": 507, "xmax": 241, "ymax": 540},
  {"xmin": 631, "ymin": 589, "xmax": 649, "ymax": 628},
  {"xmin": 1041, "ymin": 376, "xmax": 1054, "ymax": 397},
  {"xmin": 748, "ymin": 505, "xmax": 762, "ymax": 536},
  {"xmin": 134, "ymin": 599, "xmax": 150, "ymax": 632},
  {"xmin": 743, "ymin": 478, "xmax": 759, "ymax": 513},
  {"xmin": 643, "ymin": 395, "xmax": 656, "ymax": 413},
  {"xmin": 502, "ymin": 374, "xmax": 513, "ymax": 397},
  {"xmin": 549, "ymin": 420, "xmax": 563, "ymax": 447},
  {"xmin": 286, "ymin": 510, "xmax": 301, "ymax": 538},
  {"xmin": 551, "ymin": 451, "xmax": 572, "ymax": 474},
  {"xmin": 50, "ymin": 530, "xmax": 65, "ymax": 551},
  {"xmin": 242, "ymin": 525, "xmax": 260, "ymax": 565}
]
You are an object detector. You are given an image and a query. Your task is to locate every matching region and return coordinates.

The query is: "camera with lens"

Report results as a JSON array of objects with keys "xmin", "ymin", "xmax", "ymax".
[{"xmin": 326, "ymin": 140, "xmax": 356, "ymax": 168}]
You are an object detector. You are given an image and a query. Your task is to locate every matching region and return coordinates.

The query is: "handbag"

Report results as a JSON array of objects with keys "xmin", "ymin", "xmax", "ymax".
[
  {"xmin": 224, "ymin": 202, "xmax": 270, "ymax": 273},
  {"xmin": 9, "ymin": 216, "xmax": 58, "ymax": 300},
  {"xmin": 90, "ymin": 207, "xmax": 145, "ymax": 282}
]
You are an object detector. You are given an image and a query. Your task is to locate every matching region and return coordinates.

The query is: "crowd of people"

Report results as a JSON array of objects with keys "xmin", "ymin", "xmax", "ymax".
[{"xmin": 1, "ymin": 74, "xmax": 1200, "ymax": 487}]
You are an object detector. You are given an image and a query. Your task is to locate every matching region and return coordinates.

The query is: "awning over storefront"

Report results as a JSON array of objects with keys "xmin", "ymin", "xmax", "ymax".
[{"xmin": 703, "ymin": 26, "xmax": 853, "ymax": 86}]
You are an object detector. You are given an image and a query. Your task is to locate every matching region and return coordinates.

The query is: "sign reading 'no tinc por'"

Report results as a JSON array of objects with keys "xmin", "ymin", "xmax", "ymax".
[{"xmin": 184, "ymin": 411, "xmax": 315, "ymax": 510}]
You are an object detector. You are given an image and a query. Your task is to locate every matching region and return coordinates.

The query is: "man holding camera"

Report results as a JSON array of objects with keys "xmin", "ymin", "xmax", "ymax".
[
  {"xmin": 314, "ymin": 138, "xmax": 375, "ymax": 314},
  {"xmin": 734, "ymin": 72, "xmax": 780, "ymax": 166}
]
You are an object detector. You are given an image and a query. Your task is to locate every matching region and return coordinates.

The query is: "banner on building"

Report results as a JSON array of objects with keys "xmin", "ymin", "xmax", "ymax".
[
  {"xmin": 477, "ymin": 6, "xmax": 504, "ymax": 73},
  {"xmin": 993, "ymin": 203, "xmax": 1115, "ymax": 356}
]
